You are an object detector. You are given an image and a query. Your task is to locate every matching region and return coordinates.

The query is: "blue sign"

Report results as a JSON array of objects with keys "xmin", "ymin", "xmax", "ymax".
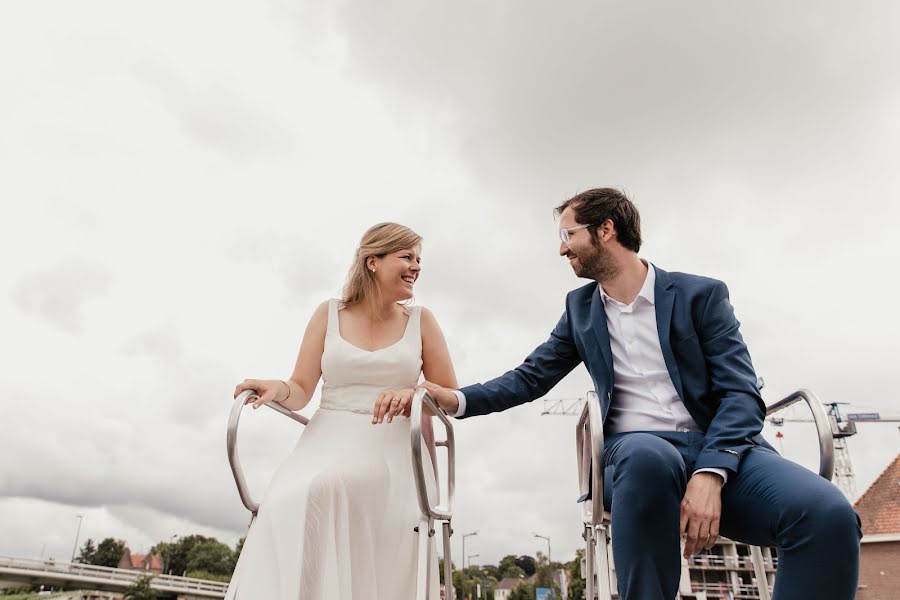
[
  {"xmin": 535, "ymin": 588, "xmax": 554, "ymax": 600},
  {"xmin": 848, "ymin": 413, "xmax": 880, "ymax": 421}
]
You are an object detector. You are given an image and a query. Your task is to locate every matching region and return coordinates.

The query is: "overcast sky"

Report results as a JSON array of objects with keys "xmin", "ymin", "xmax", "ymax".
[{"xmin": 2, "ymin": 0, "xmax": 899, "ymax": 568}]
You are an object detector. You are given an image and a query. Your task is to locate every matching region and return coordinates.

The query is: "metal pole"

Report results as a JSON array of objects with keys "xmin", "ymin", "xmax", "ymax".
[
  {"xmin": 164, "ymin": 534, "xmax": 178, "ymax": 575},
  {"xmin": 467, "ymin": 554, "xmax": 479, "ymax": 569},
  {"xmin": 533, "ymin": 532, "xmax": 551, "ymax": 565},
  {"xmin": 70, "ymin": 515, "xmax": 84, "ymax": 563},
  {"xmin": 461, "ymin": 531, "xmax": 478, "ymax": 572}
]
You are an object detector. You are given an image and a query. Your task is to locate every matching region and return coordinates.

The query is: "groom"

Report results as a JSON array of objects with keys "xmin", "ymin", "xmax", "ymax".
[{"xmin": 421, "ymin": 188, "xmax": 861, "ymax": 600}]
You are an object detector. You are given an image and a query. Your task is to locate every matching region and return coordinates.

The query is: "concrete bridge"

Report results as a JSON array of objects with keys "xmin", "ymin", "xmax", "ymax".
[{"xmin": 0, "ymin": 555, "xmax": 227, "ymax": 599}]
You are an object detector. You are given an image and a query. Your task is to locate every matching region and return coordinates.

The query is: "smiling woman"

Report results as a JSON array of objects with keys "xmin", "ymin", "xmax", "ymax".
[
  {"xmin": 343, "ymin": 222, "xmax": 422, "ymax": 320},
  {"xmin": 227, "ymin": 222, "xmax": 459, "ymax": 600}
]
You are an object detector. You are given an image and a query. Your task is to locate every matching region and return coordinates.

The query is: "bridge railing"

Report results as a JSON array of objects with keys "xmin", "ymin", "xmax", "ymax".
[{"xmin": 0, "ymin": 555, "xmax": 229, "ymax": 593}]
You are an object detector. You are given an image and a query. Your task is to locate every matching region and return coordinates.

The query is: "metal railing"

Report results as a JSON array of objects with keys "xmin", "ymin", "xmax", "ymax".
[
  {"xmin": 225, "ymin": 387, "xmax": 455, "ymax": 600},
  {"xmin": 226, "ymin": 390, "xmax": 308, "ymax": 516},
  {"xmin": 576, "ymin": 390, "xmax": 610, "ymax": 600},
  {"xmin": 688, "ymin": 553, "xmax": 778, "ymax": 570},
  {"xmin": 0, "ymin": 555, "xmax": 228, "ymax": 596},
  {"xmin": 410, "ymin": 388, "xmax": 456, "ymax": 600},
  {"xmin": 576, "ymin": 387, "xmax": 835, "ymax": 600},
  {"xmin": 764, "ymin": 389, "xmax": 834, "ymax": 480}
]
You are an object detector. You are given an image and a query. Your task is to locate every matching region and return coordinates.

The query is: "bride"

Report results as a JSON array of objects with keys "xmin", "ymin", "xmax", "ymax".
[{"xmin": 225, "ymin": 222, "xmax": 458, "ymax": 599}]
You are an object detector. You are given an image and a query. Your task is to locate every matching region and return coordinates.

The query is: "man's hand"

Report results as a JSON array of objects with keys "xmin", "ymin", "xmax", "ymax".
[
  {"xmin": 418, "ymin": 380, "xmax": 460, "ymax": 415},
  {"xmin": 680, "ymin": 472, "xmax": 724, "ymax": 558}
]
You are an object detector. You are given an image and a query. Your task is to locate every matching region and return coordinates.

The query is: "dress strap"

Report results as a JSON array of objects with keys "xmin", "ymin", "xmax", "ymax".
[
  {"xmin": 326, "ymin": 299, "xmax": 340, "ymax": 338},
  {"xmin": 405, "ymin": 305, "xmax": 423, "ymax": 347}
]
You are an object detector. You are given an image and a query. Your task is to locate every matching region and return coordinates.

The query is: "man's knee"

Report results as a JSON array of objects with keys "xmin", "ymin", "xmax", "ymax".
[
  {"xmin": 612, "ymin": 435, "xmax": 686, "ymax": 492},
  {"xmin": 783, "ymin": 487, "xmax": 861, "ymax": 547},
  {"xmin": 810, "ymin": 494, "xmax": 861, "ymax": 541}
]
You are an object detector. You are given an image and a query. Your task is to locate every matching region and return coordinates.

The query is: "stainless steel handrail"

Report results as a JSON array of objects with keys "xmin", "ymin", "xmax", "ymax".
[
  {"xmin": 409, "ymin": 387, "xmax": 456, "ymax": 600},
  {"xmin": 765, "ymin": 389, "xmax": 834, "ymax": 481},
  {"xmin": 409, "ymin": 387, "xmax": 455, "ymax": 521},
  {"xmin": 576, "ymin": 390, "xmax": 604, "ymax": 527},
  {"xmin": 227, "ymin": 389, "xmax": 309, "ymax": 515},
  {"xmin": 575, "ymin": 386, "xmax": 833, "ymax": 600},
  {"xmin": 575, "ymin": 387, "xmax": 834, "ymax": 516}
]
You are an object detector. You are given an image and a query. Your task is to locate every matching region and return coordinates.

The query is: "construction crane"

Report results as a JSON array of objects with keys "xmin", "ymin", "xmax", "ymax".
[
  {"xmin": 767, "ymin": 402, "xmax": 900, "ymax": 500},
  {"xmin": 541, "ymin": 395, "xmax": 900, "ymax": 500}
]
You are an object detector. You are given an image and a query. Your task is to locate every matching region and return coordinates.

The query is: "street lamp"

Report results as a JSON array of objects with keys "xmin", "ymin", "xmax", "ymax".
[
  {"xmin": 70, "ymin": 515, "xmax": 84, "ymax": 563},
  {"xmin": 467, "ymin": 554, "xmax": 479, "ymax": 569},
  {"xmin": 461, "ymin": 530, "xmax": 478, "ymax": 571},
  {"xmin": 533, "ymin": 532, "xmax": 551, "ymax": 565},
  {"xmin": 163, "ymin": 534, "xmax": 179, "ymax": 575}
]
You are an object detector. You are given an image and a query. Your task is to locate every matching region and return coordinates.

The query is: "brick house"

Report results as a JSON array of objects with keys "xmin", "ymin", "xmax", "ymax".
[
  {"xmin": 117, "ymin": 548, "xmax": 163, "ymax": 574},
  {"xmin": 854, "ymin": 453, "xmax": 900, "ymax": 600}
]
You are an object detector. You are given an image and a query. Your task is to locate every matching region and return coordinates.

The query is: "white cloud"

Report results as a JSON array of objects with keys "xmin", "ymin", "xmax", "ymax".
[
  {"xmin": 1, "ymin": 0, "xmax": 898, "ymax": 570},
  {"xmin": 13, "ymin": 261, "xmax": 112, "ymax": 334}
]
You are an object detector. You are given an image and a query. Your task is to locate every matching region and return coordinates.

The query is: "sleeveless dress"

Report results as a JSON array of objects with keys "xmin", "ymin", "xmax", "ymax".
[{"xmin": 225, "ymin": 300, "xmax": 440, "ymax": 599}]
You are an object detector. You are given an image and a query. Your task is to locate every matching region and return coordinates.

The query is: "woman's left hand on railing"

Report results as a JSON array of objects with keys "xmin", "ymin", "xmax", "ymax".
[
  {"xmin": 372, "ymin": 388, "xmax": 416, "ymax": 424},
  {"xmin": 234, "ymin": 378, "xmax": 289, "ymax": 410}
]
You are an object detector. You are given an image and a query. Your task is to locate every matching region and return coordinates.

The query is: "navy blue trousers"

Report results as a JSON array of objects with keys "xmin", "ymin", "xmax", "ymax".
[{"xmin": 602, "ymin": 431, "xmax": 861, "ymax": 600}]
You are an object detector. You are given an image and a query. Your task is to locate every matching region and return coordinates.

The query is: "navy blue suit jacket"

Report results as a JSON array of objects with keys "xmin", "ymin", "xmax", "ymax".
[{"xmin": 459, "ymin": 265, "xmax": 768, "ymax": 475}]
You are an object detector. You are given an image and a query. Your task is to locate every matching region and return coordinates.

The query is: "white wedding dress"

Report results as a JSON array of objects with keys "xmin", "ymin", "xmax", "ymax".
[{"xmin": 225, "ymin": 299, "xmax": 439, "ymax": 599}]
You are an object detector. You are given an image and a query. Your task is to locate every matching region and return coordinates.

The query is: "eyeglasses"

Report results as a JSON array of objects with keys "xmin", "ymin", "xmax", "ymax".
[{"xmin": 559, "ymin": 223, "xmax": 595, "ymax": 245}]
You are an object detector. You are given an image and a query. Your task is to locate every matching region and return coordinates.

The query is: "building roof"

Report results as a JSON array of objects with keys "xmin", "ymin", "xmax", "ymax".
[
  {"xmin": 496, "ymin": 577, "xmax": 524, "ymax": 590},
  {"xmin": 126, "ymin": 552, "xmax": 162, "ymax": 570},
  {"xmin": 854, "ymin": 453, "xmax": 900, "ymax": 535}
]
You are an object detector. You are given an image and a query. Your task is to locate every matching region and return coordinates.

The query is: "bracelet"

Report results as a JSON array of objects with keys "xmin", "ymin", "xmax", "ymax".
[{"xmin": 281, "ymin": 380, "xmax": 292, "ymax": 402}]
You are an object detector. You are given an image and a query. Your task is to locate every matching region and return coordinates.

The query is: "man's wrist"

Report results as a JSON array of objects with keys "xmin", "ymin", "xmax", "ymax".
[
  {"xmin": 693, "ymin": 468, "xmax": 727, "ymax": 485},
  {"xmin": 450, "ymin": 390, "xmax": 466, "ymax": 418}
]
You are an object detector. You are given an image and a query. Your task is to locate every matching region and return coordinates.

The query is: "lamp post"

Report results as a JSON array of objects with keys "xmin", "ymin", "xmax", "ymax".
[
  {"xmin": 70, "ymin": 515, "xmax": 84, "ymax": 563},
  {"xmin": 461, "ymin": 530, "xmax": 478, "ymax": 572},
  {"xmin": 163, "ymin": 534, "xmax": 178, "ymax": 575},
  {"xmin": 533, "ymin": 532, "xmax": 551, "ymax": 565},
  {"xmin": 467, "ymin": 554, "xmax": 479, "ymax": 570}
]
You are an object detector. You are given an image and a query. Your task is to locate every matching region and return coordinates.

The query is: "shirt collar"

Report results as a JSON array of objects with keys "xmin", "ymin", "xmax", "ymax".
[{"xmin": 598, "ymin": 260, "xmax": 656, "ymax": 306}]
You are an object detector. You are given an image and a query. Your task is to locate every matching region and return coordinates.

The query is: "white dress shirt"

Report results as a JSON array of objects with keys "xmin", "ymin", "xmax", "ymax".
[
  {"xmin": 452, "ymin": 261, "xmax": 727, "ymax": 481},
  {"xmin": 601, "ymin": 262, "xmax": 699, "ymax": 434}
]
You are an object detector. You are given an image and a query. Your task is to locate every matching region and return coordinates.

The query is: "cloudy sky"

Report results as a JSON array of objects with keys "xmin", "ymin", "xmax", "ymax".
[{"xmin": 2, "ymin": 0, "xmax": 899, "ymax": 569}]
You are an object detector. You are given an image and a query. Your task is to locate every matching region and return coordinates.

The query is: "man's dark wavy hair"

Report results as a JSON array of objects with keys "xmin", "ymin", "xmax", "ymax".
[{"xmin": 555, "ymin": 187, "xmax": 642, "ymax": 253}]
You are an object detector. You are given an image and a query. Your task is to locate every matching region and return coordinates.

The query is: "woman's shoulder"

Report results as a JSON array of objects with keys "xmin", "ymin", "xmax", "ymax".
[
  {"xmin": 416, "ymin": 305, "xmax": 441, "ymax": 331},
  {"xmin": 309, "ymin": 300, "xmax": 331, "ymax": 320}
]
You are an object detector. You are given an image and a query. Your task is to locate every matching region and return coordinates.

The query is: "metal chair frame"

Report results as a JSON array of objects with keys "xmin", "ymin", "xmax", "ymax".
[
  {"xmin": 577, "ymin": 388, "xmax": 835, "ymax": 600},
  {"xmin": 226, "ymin": 388, "xmax": 455, "ymax": 600}
]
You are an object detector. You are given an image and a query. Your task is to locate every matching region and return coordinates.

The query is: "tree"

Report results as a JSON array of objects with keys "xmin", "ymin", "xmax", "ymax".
[
  {"xmin": 566, "ymin": 549, "xmax": 586, "ymax": 600},
  {"xmin": 230, "ymin": 537, "xmax": 245, "ymax": 572},
  {"xmin": 499, "ymin": 555, "xmax": 526, "ymax": 579},
  {"xmin": 151, "ymin": 534, "xmax": 209, "ymax": 576},
  {"xmin": 186, "ymin": 538, "xmax": 234, "ymax": 576},
  {"xmin": 92, "ymin": 538, "xmax": 126, "ymax": 568},
  {"xmin": 123, "ymin": 575, "xmax": 158, "ymax": 600},
  {"xmin": 480, "ymin": 563, "xmax": 501, "ymax": 582},
  {"xmin": 76, "ymin": 538, "xmax": 96, "ymax": 564},
  {"xmin": 513, "ymin": 555, "xmax": 536, "ymax": 577},
  {"xmin": 508, "ymin": 581, "xmax": 535, "ymax": 600},
  {"xmin": 533, "ymin": 561, "xmax": 561, "ymax": 598}
]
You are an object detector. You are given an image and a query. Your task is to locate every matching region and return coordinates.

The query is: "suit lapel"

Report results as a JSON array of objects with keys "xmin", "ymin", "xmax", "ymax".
[
  {"xmin": 589, "ymin": 286, "xmax": 614, "ymax": 374},
  {"xmin": 654, "ymin": 266, "xmax": 685, "ymax": 402}
]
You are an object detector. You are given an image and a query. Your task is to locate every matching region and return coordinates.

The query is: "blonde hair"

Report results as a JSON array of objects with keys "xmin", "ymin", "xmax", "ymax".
[{"xmin": 342, "ymin": 222, "xmax": 423, "ymax": 319}]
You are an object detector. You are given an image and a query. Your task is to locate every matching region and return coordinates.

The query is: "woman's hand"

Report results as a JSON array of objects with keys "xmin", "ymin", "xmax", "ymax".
[
  {"xmin": 372, "ymin": 388, "xmax": 416, "ymax": 424},
  {"xmin": 234, "ymin": 378, "xmax": 291, "ymax": 410}
]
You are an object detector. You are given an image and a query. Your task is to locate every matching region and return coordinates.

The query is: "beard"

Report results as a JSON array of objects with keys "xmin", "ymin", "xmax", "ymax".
[{"xmin": 572, "ymin": 243, "xmax": 620, "ymax": 282}]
